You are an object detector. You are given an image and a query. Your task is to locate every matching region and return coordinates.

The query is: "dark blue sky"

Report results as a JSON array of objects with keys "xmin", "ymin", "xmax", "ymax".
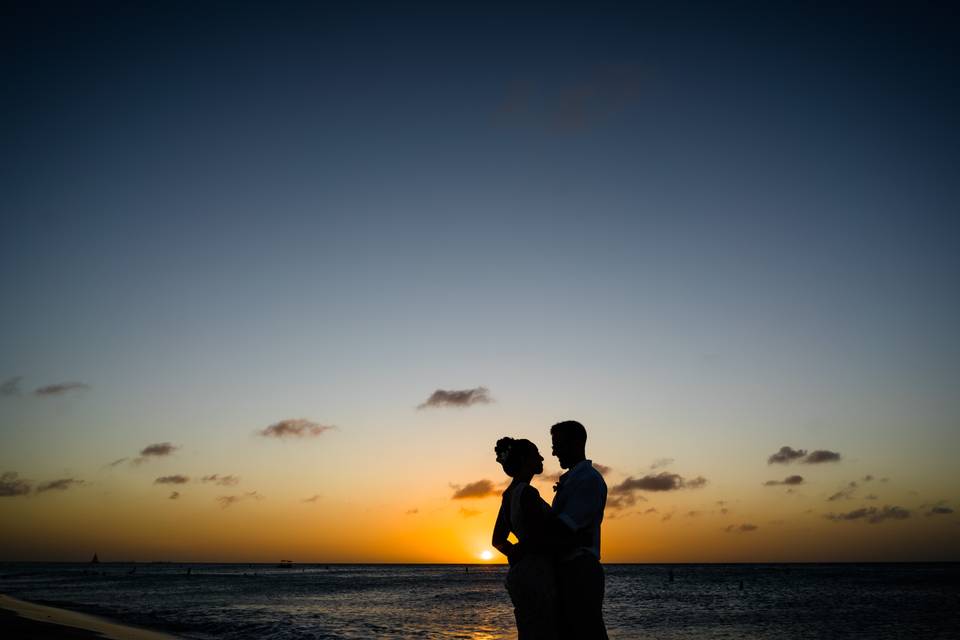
[{"xmin": 2, "ymin": 0, "xmax": 958, "ymax": 482}]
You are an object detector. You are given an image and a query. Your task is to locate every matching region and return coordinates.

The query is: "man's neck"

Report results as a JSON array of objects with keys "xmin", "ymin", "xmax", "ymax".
[{"xmin": 563, "ymin": 456, "xmax": 586, "ymax": 470}]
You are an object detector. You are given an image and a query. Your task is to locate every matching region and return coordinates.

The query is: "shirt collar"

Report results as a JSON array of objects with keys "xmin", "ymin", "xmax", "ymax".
[{"xmin": 556, "ymin": 459, "xmax": 593, "ymax": 489}]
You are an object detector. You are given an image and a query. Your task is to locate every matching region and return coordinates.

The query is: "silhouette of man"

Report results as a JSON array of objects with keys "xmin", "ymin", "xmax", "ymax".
[{"xmin": 550, "ymin": 420, "xmax": 608, "ymax": 639}]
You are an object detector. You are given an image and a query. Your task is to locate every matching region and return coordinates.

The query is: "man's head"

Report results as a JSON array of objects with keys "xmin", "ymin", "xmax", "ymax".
[{"xmin": 550, "ymin": 420, "xmax": 587, "ymax": 469}]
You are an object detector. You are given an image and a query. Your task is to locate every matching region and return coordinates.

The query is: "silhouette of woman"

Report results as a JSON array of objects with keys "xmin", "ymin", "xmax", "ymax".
[{"xmin": 492, "ymin": 437, "xmax": 558, "ymax": 640}]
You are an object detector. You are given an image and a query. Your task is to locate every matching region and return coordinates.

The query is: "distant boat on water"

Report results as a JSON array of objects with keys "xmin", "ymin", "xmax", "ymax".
[
  {"xmin": 277, "ymin": 560, "xmax": 294, "ymax": 568},
  {"xmin": 90, "ymin": 553, "xmax": 100, "ymax": 564}
]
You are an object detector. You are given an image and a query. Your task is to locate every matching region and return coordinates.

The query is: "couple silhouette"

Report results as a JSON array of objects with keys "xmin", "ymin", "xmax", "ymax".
[{"xmin": 492, "ymin": 420, "xmax": 608, "ymax": 640}]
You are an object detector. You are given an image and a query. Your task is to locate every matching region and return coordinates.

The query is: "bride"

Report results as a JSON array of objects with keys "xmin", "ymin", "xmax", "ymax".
[{"xmin": 492, "ymin": 437, "xmax": 558, "ymax": 640}]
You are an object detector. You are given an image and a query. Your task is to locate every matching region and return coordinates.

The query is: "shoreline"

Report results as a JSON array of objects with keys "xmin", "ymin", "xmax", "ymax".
[{"xmin": 0, "ymin": 594, "xmax": 179, "ymax": 640}]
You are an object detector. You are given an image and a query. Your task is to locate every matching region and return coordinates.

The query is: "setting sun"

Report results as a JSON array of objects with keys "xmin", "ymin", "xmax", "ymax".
[{"xmin": 479, "ymin": 550, "xmax": 494, "ymax": 562}]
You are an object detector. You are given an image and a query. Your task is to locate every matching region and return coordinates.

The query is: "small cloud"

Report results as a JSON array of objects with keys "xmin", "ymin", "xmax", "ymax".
[
  {"xmin": 686, "ymin": 510, "xmax": 702, "ymax": 518},
  {"xmin": 451, "ymin": 479, "xmax": 498, "ymax": 500},
  {"xmin": 768, "ymin": 446, "xmax": 807, "ymax": 464},
  {"xmin": 104, "ymin": 458, "xmax": 128, "ymax": 468},
  {"xmin": 259, "ymin": 419, "xmax": 335, "ymax": 438},
  {"xmin": 644, "ymin": 508, "xmax": 658, "ymax": 514},
  {"xmin": 301, "ymin": 494, "xmax": 321, "ymax": 503},
  {"xmin": 661, "ymin": 512, "xmax": 673, "ymax": 522},
  {"xmin": 202, "ymin": 474, "xmax": 240, "ymax": 486},
  {"xmin": 133, "ymin": 442, "xmax": 179, "ymax": 465},
  {"xmin": 154, "ymin": 475, "xmax": 190, "ymax": 485},
  {"xmin": 862, "ymin": 475, "xmax": 874, "ymax": 482},
  {"xmin": 612, "ymin": 472, "xmax": 706, "ymax": 493},
  {"xmin": 592, "ymin": 463, "xmax": 611, "ymax": 476},
  {"xmin": 650, "ymin": 457, "xmax": 674, "ymax": 470},
  {"xmin": 168, "ymin": 491, "xmax": 180, "ymax": 500},
  {"xmin": 725, "ymin": 523, "xmax": 758, "ymax": 533},
  {"xmin": 606, "ymin": 493, "xmax": 645, "ymax": 511},
  {"xmin": 36, "ymin": 478, "xmax": 85, "ymax": 493},
  {"xmin": 827, "ymin": 481, "xmax": 858, "ymax": 502},
  {"xmin": 0, "ymin": 472, "xmax": 32, "ymax": 497},
  {"xmin": 928, "ymin": 506, "xmax": 953, "ymax": 516},
  {"xmin": 33, "ymin": 382, "xmax": 90, "ymax": 397},
  {"xmin": 803, "ymin": 450, "xmax": 841, "ymax": 464},
  {"xmin": 825, "ymin": 505, "xmax": 910, "ymax": 524},
  {"xmin": 1, "ymin": 376, "xmax": 22, "ymax": 397},
  {"xmin": 764, "ymin": 475, "xmax": 805, "ymax": 487},
  {"xmin": 405, "ymin": 508, "xmax": 419, "ymax": 515},
  {"xmin": 418, "ymin": 386, "xmax": 492, "ymax": 409},
  {"xmin": 459, "ymin": 507, "xmax": 481, "ymax": 518},
  {"xmin": 217, "ymin": 491, "xmax": 263, "ymax": 509}
]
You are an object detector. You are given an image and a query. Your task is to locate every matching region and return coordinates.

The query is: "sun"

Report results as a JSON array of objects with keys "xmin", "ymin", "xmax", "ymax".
[{"xmin": 479, "ymin": 550, "xmax": 494, "ymax": 561}]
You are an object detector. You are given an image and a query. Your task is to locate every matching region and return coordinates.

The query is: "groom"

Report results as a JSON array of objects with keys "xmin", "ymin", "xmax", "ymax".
[{"xmin": 550, "ymin": 420, "xmax": 608, "ymax": 639}]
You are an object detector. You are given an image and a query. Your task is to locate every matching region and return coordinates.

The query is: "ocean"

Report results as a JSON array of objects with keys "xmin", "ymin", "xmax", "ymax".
[{"xmin": 1, "ymin": 563, "xmax": 957, "ymax": 639}]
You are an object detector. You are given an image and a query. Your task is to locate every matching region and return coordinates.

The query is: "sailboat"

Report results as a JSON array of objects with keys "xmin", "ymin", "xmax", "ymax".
[{"xmin": 90, "ymin": 552, "xmax": 100, "ymax": 564}]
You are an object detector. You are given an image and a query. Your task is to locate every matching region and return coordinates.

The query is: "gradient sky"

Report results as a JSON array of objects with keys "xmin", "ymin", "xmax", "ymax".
[{"xmin": 2, "ymin": 1, "xmax": 958, "ymax": 563}]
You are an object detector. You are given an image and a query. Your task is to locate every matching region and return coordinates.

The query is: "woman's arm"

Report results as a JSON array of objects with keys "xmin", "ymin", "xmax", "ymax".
[{"xmin": 492, "ymin": 494, "xmax": 515, "ymax": 558}]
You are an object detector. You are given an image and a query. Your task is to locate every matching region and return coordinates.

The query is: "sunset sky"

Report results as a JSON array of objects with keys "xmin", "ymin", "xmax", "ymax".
[{"xmin": 2, "ymin": 2, "xmax": 958, "ymax": 563}]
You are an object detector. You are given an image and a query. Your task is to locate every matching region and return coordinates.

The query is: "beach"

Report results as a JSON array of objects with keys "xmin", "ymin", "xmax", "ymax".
[{"xmin": 0, "ymin": 594, "xmax": 177, "ymax": 640}]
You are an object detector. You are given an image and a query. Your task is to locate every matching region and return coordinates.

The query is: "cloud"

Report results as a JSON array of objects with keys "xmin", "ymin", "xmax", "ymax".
[
  {"xmin": 825, "ymin": 505, "xmax": 910, "ymax": 524},
  {"xmin": 493, "ymin": 65, "xmax": 644, "ymax": 134},
  {"xmin": 768, "ymin": 446, "xmax": 807, "ymax": 464},
  {"xmin": 33, "ymin": 382, "xmax": 90, "ymax": 396},
  {"xmin": 459, "ymin": 507, "xmax": 481, "ymax": 518},
  {"xmin": 644, "ymin": 508, "xmax": 658, "ymax": 514},
  {"xmin": 451, "ymin": 479, "xmax": 498, "ymax": 500},
  {"xmin": 764, "ymin": 475, "xmax": 805, "ymax": 487},
  {"xmin": 133, "ymin": 442, "xmax": 179, "ymax": 465},
  {"xmin": 650, "ymin": 458, "xmax": 674, "ymax": 470},
  {"xmin": 827, "ymin": 481, "xmax": 858, "ymax": 502},
  {"xmin": 202, "ymin": 474, "xmax": 240, "ymax": 486},
  {"xmin": 686, "ymin": 511, "xmax": 702, "ymax": 518},
  {"xmin": 168, "ymin": 491, "xmax": 180, "ymax": 500},
  {"xmin": 592, "ymin": 463, "xmax": 611, "ymax": 476},
  {"xmin": 803, "ymin": 450, "xmax": 841, "ymax": 464},
  {"xmin": 928, "ymin": 506, "xmax": 954, "ymax": 516},
  {"xmin": 605, "ymin": 493, "xmax": 645, "ymax": 511},
  {"xmin": 301, "ymin": 494, "xmax": 321, "ymax": 503},
  {"xmin": 154, "ymin": 475, "xmax": 190, "ymax": 485},
  {"xmin": 612, "ymin": 472, "xmax": 707, "ymax": 493},
  {"xmin": 405, "ymin": 508, "xmax": 419, "ymax": 515},
  {"xmin": 259, "ymin": 419, "xmax": 335, "ymax": 438},
  {"xmin": 725, "ymin": 523, "xmax": 758, "ymax": 533},
  {"xmin": 862, "ymin": 475, "xmax": 874, "ymax": 482},
  {"xmin": 217, "ymin": 491, "xmax": 264, "ymax": 509},
  {"xmin": 0, "ymin": 472, "xmax": 32, "ymax": 497},
  {"xmin": 36, "ymin": 478, "xmax": 85, "ymax": 493},
  {"xmin": 104, "ymin": 458, "xmax": 128, "ymax": 468},
  {"xmin": 418, "ymin": 386, "xmax": 492, "ymax": 409},
  {"xmin": 1, "ymin": 376, "xmax": 22, "ymax": 397}
]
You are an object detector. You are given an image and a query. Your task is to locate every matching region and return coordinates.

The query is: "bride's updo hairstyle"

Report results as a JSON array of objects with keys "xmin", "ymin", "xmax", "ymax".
[{"xmin": 495, "ymin": 437, "xmax": 538, "ymax": 477}]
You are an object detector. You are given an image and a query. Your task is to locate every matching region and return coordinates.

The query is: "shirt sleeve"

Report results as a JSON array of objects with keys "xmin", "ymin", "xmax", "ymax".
[{"xmin": 555, "ymin": 472, "xmax": 605, "ymax": 532}]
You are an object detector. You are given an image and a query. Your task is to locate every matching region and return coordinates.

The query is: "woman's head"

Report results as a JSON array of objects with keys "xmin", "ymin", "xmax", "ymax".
[{"xmin": 495, "ymin": 437, "xmax": 544, "ymax": 478}]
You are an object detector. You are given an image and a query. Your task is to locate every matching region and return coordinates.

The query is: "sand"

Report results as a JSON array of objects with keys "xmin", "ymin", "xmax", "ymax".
[{"xmin": 0, "ymin": 594, "xmax": 179, "ymax": 640}]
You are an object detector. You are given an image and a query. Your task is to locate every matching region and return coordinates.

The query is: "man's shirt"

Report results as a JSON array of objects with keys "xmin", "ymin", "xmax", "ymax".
[{"xmin": 551, "ymin": 459, "xmax": 607, "ymax": 560}]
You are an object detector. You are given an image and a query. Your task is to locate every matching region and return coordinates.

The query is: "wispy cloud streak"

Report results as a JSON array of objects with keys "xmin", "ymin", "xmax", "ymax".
[{"xmin": 418, "ymin": 387, "xmax": 492, "ymax": 409}]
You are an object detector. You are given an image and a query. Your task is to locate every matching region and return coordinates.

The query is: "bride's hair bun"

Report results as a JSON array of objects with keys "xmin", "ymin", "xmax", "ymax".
[{"xmin": 495, "ymin": 437, "xmax": 514, "ymax": 464}]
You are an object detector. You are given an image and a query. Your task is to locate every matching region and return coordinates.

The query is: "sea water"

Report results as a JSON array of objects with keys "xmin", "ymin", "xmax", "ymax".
[{"xmin": 1, "ymin": 563, "xmax": 957, "ymax": 639}]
